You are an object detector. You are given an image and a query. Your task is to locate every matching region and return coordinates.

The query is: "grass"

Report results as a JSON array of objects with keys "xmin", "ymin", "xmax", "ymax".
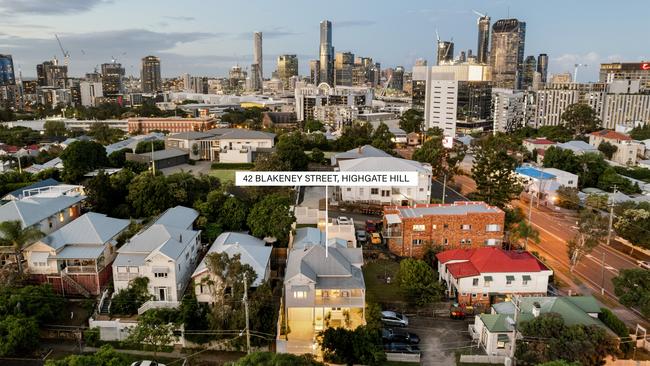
[
  {"xmin": 209, "ymin": 169, "xmax": 244, "ymax": 184},
  {"xmin": 363, "ymin": 259, "xmax": 403, "ymax": 303}
]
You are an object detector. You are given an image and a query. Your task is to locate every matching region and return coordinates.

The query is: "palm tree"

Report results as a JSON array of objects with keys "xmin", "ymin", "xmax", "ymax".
[
  {"xmin": 0, "ymin": 220, "xmax": 44, "ymax": 276},
  {"xmin": 509, "ymin": 221, "xmax": 540, "ymax": 251}
]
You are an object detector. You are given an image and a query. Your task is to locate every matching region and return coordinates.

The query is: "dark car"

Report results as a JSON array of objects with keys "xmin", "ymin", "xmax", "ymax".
[
  {"xmin": 382, "ymin": 328, "xmax": 420, "ymax": 344},
  {"xmin": 366, "ymin": 220, "xmax": 377, "ymax": 233},
  {"xmin": 384, "ymin": 342, "xmax": 421, "ymax": 354}
]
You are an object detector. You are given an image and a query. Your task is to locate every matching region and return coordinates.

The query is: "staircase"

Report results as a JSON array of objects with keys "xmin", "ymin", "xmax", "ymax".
[
  {"xmin": 61, "ymin": 272, "xmax": 91, "ymax": 298},
  {"xmin": 100, "ymin": 298, "xmax": 111, "ymax": 314}
]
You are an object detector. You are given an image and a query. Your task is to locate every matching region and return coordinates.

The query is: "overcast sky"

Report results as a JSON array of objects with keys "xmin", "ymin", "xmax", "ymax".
[{"xmin": 0, "ymin": 0, "xmax": 647, "ymax": 81}]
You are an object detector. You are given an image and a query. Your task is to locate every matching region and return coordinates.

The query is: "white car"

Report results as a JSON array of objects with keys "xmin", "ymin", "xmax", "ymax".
[
  {"xmin": 381, "ymin": 310, "xmax": 408, "ymax": 327},
  {"xmin": 337, "ymin": 216, "xmax": 353, "ymax": 225},
  {"xmin": 131, "ymin": 362, "xmax": 166, "ymax": 366},
  {"xmin": 638, "ymin": 260, "xmax": 650, "ymax": 270}
]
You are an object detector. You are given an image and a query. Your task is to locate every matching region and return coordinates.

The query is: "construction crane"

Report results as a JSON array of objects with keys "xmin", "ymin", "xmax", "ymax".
[
  {"xmin": 435, "ymin": 29, "xmax": 452, "ymax": 64},
  {"xmin": 55, "ymin": 34, "xmax": 70, "ymax": 67},
  {"xmin": 378, "ymin": 74, "xmax": 392, "ymax": 97},
  {"xmin": 573, "ymin": 63, "xmax": 588, "ymax": 83},
  {"xmin": 472, "ymin": 10, "xmax": 488, "ymax": 19}
]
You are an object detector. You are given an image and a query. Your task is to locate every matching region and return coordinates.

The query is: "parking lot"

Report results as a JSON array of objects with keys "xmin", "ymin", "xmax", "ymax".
[{"xmin": 401, "ymin": 316, "xmax": 475, "ymax": 366}]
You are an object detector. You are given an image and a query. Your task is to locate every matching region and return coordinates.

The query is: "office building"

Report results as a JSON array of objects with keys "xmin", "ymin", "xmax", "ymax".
[
  {"xmin": 0, "ymin": 54, "xmax": 15, "ymax": 86},
  {"xmin": 522, "ymin": 55, "xmax": 537, "ymax": 89},
  {"xmin": 490, "ymin": 19, "xmax": 526, "ymax": 89},
  {"xmin": 319, "ymin": 20, "xmax": 334, "ymax": 86},
  {"xmin": 425, "ymin": 71, "xmax": 458, "ymax": 136},
  {"xmin": 79, "ymin": 81, "xmax": 103, "ymax": 107},
  {"xmin": 334, "ymin": 52, "xmax": 354, "ymax": 87},
  {"xmin": 37, "ymin": 60, "xmax": 68, "ymax": 88},
  {"xmin": 537, "ymin": 54, "xmax": 549, "ymax": 83},
  {"xmin": 600, "ymin": 62, "xmax": 650, "ymax": 90},
  {"xmin": 601, "ymin": 80, "xmax": 650, "ymax": 129},
  {"xmin": 127, "ymin": 117, "xmax": 216, "ymax": 134},
  {"xmin": 253, "ymin": 32, "xmax": 263, "ymax": 90},
  {"xmin": 437, "ymin": 41, "xmax": 454, "ymax": 65},
  {"xmin": 456, "ymin": 81, "xmax": 493, "ymax": 133},
  {"xmin": 277, "ymin": 54, "xmax": 298, "ymax": 89},
  {"xmin": 309, "ymin": 60, "xmax": 320, "ymax": 85},
  {"xmin": 534, "ymin": 83, "xmax": 606, "ymax": 128},
  {"xmin": 294, "ymin": 83, "xmax": 373, "ymax": 123},
  {"xmin": 140, "ymin": 56, "xmax": 161, "ymax": 93},
  {"xmin": 249, "ymin": 64, "xmax": 261, "ymax": 91},
  {"xmin": 391, "ymin": 66, "xmax": 405, "ymax": 91},
  {"xmin": 352, "ymin": 57, "xmax": 374, "ymax": 86},
  {"xmin": 101, "ymin": 62, "xmax": 125, "ymax": 95},
  {"xmin": 492, "ymin": 88, "xmax": 526, "ymax": 133},
  {"xmin": 477, "ymin": 15, "xmax": 491, "ymax": 64}
]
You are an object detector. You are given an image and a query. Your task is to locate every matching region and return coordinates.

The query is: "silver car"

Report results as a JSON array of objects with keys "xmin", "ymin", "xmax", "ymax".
[{"xmin": 381, "ymin": 311, "xmax": 408, "ymax": 327}]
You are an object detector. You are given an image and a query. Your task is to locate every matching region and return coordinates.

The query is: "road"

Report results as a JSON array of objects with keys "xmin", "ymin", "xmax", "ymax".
[{"xmin": 448, "ymin": 174, "xmax": 649, "ymax": 327}]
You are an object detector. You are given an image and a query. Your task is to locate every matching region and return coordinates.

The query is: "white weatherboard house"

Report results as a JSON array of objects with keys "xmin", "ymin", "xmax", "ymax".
[
  {"xmin": 280, "ymin": 229, "xmax": 365, "ymax": 355},
  {"xmin": 192, "ymin": 232, "xmax": 272, "ymax": 304},
  {"xmin": 113, "ymin": 206, "xmax": 201, "ymax": 313},
  {"xmin": 335, "ymin": 156, "xmax": 432, "ymax": 205}
]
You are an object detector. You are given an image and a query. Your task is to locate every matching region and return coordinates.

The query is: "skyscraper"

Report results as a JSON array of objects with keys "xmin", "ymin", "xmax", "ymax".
[
  {"xmin": 437, "ymin": 41, "xmax": 454, "ymax": 65},
  {"xmin": 334, "ymin": 52, "xmax": 354, "ymax": 86},
  {"xmin": 522, "ymin": 55, "xmax": 537, "ymax": 89},
  {"xmin": 309, "ymin": 60, "xmax": 320, "ymax": 85},
  {"xmin": 253, "ymin": 32, "xmax": 263, "ymax": 90},
  {"xmin": 476, "ymin": 15, "xmax": 491, "ymax": 64},
  {"xmin": 392, "ymin": 66, "xmax": 405, "ymax": 91},
  {"xmin": 490, "ymin": 18, "xmax": 526, "ymax": 89},
  {"xmin": 277, "ymin": 54, "xmax": 298, "ymax": 89},
  {"xmin": 0, "ymin": 54, "xmax": 15, "ymax": 86},
  {"xmin": 140, "ymin": 55, "xmax": 161, "ymax": 93},
  {"xmin": 537, "ymin": 53, "xmax": 549, "ymax": 83},
  {"xmin": 101, "ymin": 62, "xmax": 125, "ymax": 95},
  {"xmin": 319, "ymin": 20, "xmax": 334, "ymax": 86},
  {"xmin": 36, "ymin": 59, "xmax": 67, "ymax": 88}
]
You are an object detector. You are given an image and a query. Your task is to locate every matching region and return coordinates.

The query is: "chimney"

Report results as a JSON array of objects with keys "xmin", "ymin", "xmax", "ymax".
[
  {"xmin": 532, "ymin": 302, "xmax": 541, "ymax": 317},
  {"xmin": 179, "ymin": 233, "xmax": 183, "ymax": 242}
]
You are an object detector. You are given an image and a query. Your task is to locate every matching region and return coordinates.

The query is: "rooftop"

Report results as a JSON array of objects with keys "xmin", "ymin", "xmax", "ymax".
[
  {"xmin": 516, "ymin": 166, "xmax": 556, "ymax": 180},
  {"xmin": 0, "ymin": 195, "xmax": 85, "ymax": 228},
  {"xmin": 524, "ymin": 138, "xmax": 555, "ymax": 145},
  {"xmin": 556, "ymin": 140, "xmax": 599, "ymax": 153},
  {"xmin": 333, "ymin": 145, "xmax": 392, "ymax": 162},
  {"xmin": 134, "ymin": 148, "xmax": 189, "ymax": 161},
  {"xmin": 285, "ymin": 244, "xmax": 365, "ymax": 290},
  {"xmin": 590, "ymin": 130, "xmax": 632, "ymax": 141},
  {"xmin": 41, "ymin": 212, "xmax": 129, "ymax": 251},
  {"xmin": 386, "ymin": 201, "xmax": 502, "ymax": 219},
  {"xmin": 489, "ymin": 296, "xmax": 605, "ymax": 329},
  {"xmin": 338, "ymin": 156, "xmax": 431, "ymax": 173},
  {"xmin": 4, "ymin": 178, "xmax": 60, "ymax": 200},
  {"xmin": 436, "ymin": 247, "xmax": 550, "ymax": 278}
]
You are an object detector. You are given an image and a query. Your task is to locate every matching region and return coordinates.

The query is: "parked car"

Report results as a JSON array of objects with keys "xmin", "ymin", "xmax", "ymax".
[
  {"xmin": 371, "ymin": 232, "xmax": 382, "ymax": 245},
  {"xmin": 366, "ymin": 220, "xmax": 377, "ymax": 233},
  {"xmin": 450, "ymin": 310, "xmax": 466, "ymax": 320},
  {"xmin": 356, "ymin": 230, "xmax": 367, "ymax": 243},
  {"xmin": 337, "ymin": 216, "xmax": 352, "ymax": 225},
  {"xmin": 384, "ymin": 342, "xmax": 421, "ymax": 354},
  {"xmin": 381, "ymin": 311, "xmax": 408, "ymax": 327},
  {"xmin": 638, "ymin": 260, "xmax": 650, "ymax": 270},
  {"xmin": 382, "ymin": 328, "xmax": 420, "ymax": 344},
  {"xmin": 131, "ymin": 362, "xmax": 166, "ymax": 366}
]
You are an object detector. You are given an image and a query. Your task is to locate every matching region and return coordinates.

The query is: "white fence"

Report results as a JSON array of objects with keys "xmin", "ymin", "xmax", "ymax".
[{"xmin": 459, "ymin": 354, "xmax": 506, "ymax": 364}]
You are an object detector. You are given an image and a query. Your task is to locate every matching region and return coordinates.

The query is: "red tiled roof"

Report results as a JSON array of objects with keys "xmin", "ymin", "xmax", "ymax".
[
  {"xmin": 25, "ymin": 144, "xmax": 40, "ymax": 151},
  {"xmin": 524, "ymin": 138, "xmax": 555, "ymax": 145},
  {"xmin": 536, "ymin": 148, "xmax": 546, "ymax": 156},
  {"xmin": 590, "ymin": 130, "xmax": 632, "ymax": 141},
  {"xmin": 437, "ymin": 247, "xmax": 549, "ymax": 278}
]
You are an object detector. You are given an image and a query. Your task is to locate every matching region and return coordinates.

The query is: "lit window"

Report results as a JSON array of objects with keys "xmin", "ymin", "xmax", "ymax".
[
  {"xmin": 486, "ymin": 224, "xmax": 500, "ymax": 232},
  {"xmin": 293, "ymin": 291, "xmax": 307, "ymax": 299},
  {"xmin": 412, "ymin": 224, "xmax": 425, "ymax": 232},
  {"xmin": 59, "ymin": 212, "xmax": 64, "ymax": 222},
  {"xmin": 461, "ymin": 224, "xmax": 471, "ymax": 230}
]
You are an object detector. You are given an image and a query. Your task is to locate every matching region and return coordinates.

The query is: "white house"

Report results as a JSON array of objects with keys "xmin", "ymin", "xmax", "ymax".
[
  {"xmin": 469, "ymin": 296, "xmax": 606, "ymax": 357},
  {"xmin": 113, "ymin": 206, "xmax": 201, "ymax": 311},
  {"xmin": 331, "ymin": 145, "xmax": 392, "ymax": 166},
  {"xmin": 336, "ymin": 156, "xmax": 432, "ymax": 205},
  {"xmin": 540, "ymin": 167, "xmax": 578, "ymax": 189},
  {"xmin": 436, "ymin": 247, "xmax": 553, "ymax": 306},
  {"xmin": 191, "ymin": 232, "xmax": 272, "ymax": 304},
  {"xmin": 165, "ymin": 128, "xmax": 275, "ymax": 163},
  {"xmin": 588, "ymin": 130, "xmax": 645, "ymax": 166}
]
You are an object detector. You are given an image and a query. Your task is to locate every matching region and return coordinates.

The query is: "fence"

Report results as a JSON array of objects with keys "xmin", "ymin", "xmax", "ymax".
[
  {"xmin": 459, "ymin": 354, "xmax": 506, "ymax": 364},
  {"xmin": 386, "ymin": 352, "xmax": 421, "ymax": 363}
]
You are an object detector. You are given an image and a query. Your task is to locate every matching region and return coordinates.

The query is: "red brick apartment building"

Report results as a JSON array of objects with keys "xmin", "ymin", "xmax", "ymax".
[
  {"xmin": 127, "ymin": 117, "xmax": 216, "ymax": 134},
  {"xmin": 383, "ymin": 201, "xmax": 505, "ymax": 258}
]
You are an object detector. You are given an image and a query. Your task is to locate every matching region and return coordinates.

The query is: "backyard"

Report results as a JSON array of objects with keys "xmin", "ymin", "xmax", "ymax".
[
  {"xmin": 209, "ymin": 169, "xmax": 240, "ymax": 184},
  {"xmin": 363, "ymin": 259, "xmax": 403, "ymax": 304}
]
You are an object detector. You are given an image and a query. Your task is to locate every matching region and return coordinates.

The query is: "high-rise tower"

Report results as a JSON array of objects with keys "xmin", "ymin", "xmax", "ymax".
[
  {"xmin": 489, "ymin": 18, "xmax": 526, "ymax": 89},
  {"xmin": 319, "ymin": 20, "xmax": 334, "ymax": 86},
  {"xmin": 437, "ymin": 41, "xmax": 454, "ymax": 65},
  {"xmin": 140, "ymin": 55, "xmax": 161, "ymax": 93},
  {"xmin": 253, "ymin": 32, "xmax": 263, "ymax": 90},
  {"xmin": 476, "ymin": 14, "xmax": 491, "ymax": 64},
  {"xmin": 537, "ymin": 53, "xmax": 549, "ymax": 83}
]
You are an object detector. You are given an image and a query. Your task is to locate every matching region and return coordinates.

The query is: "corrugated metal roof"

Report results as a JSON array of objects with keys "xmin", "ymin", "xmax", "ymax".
[
  {"xmin": 42, "ymin": 212, "xmax": 129, "ymax": 250},
  {"xmin": 56, "ymin": 245, "xmax": 105, "ymax": 259},
  {"xmin": 338, "ymin": 156, "xmax": 431, "ymax": 173},
  {"xmin": 0, "ymin": 195, "xmax": 85, "ymax": 228}
]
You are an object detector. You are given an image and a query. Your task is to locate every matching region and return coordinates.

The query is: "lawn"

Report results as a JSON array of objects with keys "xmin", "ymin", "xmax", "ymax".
[
  {"xmin": 363, "ymin": 259, "xmax": 403, "ymax": 303},
  {"xmin": 209, "ymin": 169, "xmax": 243, "ymax": 184}
]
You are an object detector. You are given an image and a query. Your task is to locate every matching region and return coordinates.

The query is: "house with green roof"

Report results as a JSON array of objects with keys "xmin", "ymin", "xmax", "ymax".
[{"xmin": 469, "ymin": 296, "xmax": 607, "ymax": 357}]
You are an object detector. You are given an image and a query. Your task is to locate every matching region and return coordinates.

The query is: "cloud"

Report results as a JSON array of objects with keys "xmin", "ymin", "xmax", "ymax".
[
  {"xmin": 163, "ymin": 15, "xmax": 195, "ymax": 22},
  {"xmin": 334, "ymin": 20, "xmax": 376, "ymax": 28},
  {"xmin": 235, "ymin": 27, "xmax": 299, "ymax": 40},
  {"xmin": 0, "ymin": 0, "xmax": 109, "ymax": 15}
]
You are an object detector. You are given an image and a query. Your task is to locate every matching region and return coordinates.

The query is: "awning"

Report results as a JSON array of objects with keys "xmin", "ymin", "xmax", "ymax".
[
  {"xmin": 153, "ymin": 267, "xmax": 169, "ymax": 273},
  {"xmin": 522, "ymin": 275, "xmax": 532, "ymax": 281},
  {"xmin": 506, "ymin": 275, "xmax": 515, "ymax": 281},
  {"xmin": 30, "ymin": 251, "xmax": 50, "ymax": 263},
  {"xmin": 483, "ymin": 275, "xmax": 493, "ymax": 282},
  {"xmin": 385, "ymin": 214, "xmax": 402, "ymax": 225}
]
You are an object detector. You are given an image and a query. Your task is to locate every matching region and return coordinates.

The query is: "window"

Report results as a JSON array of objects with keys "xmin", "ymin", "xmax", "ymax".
[
  {"xmin": 381, "ymin": 190, "xmax": 390, "ymax": 197},
  {"xmin": 568, "ymin": 180, "xmax": 574, "ymax": 185},
  {"xmin": 484, "ymin": 276, "xmax": 493, "ymax": 286},
  {"xmin": 293, "ymin": 291, "xmax": 307, "ymax": 299},
  {"xmin": 443, "ymin": 238, "xmax": 448, "ymax": 245},
  {"xmin": 412, "ymin": 239, "xmax": 423, "ymax": 246},
  {"xmin": 346, "ymin": 188, "xmax": 351, "ymax": 192},
  {"xmin": 154, "ymin": 272, "xmax": 168, "ymax": 278},
  {"xmin": 59, "ymin": 211, "xmax": 64, "ymax": 222},
  {"xmin": 472, "ymin": 278, "xmax": 479, "ymax": 286},
  {"xmin": 506, "ymin": 275, "xmax": 515, "ymax": 286},
  {"xmin": 412, "ymin": 224, "xmax": 425, "ymax": 232},
  {"xmin": 432, "ymin": 224, "xmax": 437, "ymax": 229},
  {"xmin": 522, "ymin": 275, "xmax": 531, "ymax": 286},
  {"xmin": 486, "ymin": 224, "xmax": 500, "ymax": 232},
  {"xmin": 471, "ymin": 293, "xmax": 477, "ymax": 298},
  {"xmin": 443, "ymin": 224, "xmax": 449, "ymax": 229},
  {"xmin": 371, "ymin": 188, "xmax": 379, "ymax": 195},
  {"xmin": 461, "ymin": 224, "xmax": 471, "ymax": 230}
]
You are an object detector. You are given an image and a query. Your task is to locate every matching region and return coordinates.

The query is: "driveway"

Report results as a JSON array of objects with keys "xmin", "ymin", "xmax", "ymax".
[
  {"xmin": 159, "ymin": 160, "xmax": 212, "ymax": 176},
  {"xmin": 405, "ymin": 317, "xmax": 475, "ymax": 365}
]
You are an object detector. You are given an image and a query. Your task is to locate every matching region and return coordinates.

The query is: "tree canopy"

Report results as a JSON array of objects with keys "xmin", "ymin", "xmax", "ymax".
[
  {"xmin": 397, "ymin": 258, "xmax": 444, "ymax": 306},
  {"xmin": 60, "ymin": 140, "xmax": 109, "ymax": 182},
  {"xmin": 399, "ymin": 109, "xmax": 424, "ymax": 133},
  {"xmin": 561, "ymin": 103, "xmax": 601, "ymax": 137},
  {"xmin": 612, "ymin": 268, "xmax": 650, "ymax": 318},
  {"xmin": 319, "ymin": 326, "xmax": 385, "ymax": 366},
  {"xmin": 567, "ymin": 209, "xmax": 608, "ymax": 271},
  {"xmin": 370, "ymin": 122, "xmax": 395, "ymax": 153},
  {"xmin": 276, "ymin": 132, "xmax": 309, "ymax": 171},
  {"xmin": 247, "ymin": 193, "xmax": 295, "ymax": 243},
  {"xmin": 233, "ymin": 352, "xmax": 325, "ymax": 366}
]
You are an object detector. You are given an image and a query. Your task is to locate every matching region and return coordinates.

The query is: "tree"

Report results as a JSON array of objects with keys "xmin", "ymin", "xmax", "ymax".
[
  {"xmin": 220, "ymin": 196, "xmax": 248, "ymax": 230},
  {"xmin": 509, "ymin": 221, "xmax": 540, "ymax": 250},
  {"xmin": 247, "ymin": 194, "xmax": 295, "ymax": 243},
  {"xmin": 597, "ymin": 166, "xmax": 639, "ymax": 194},
  {"xmin": 575, "ymin": 152, "xmax": 608, "ymax": 189},
  {"xmin": 253, "ymin": 153, "xmax": 291, "ymax": 171},
  {"xmin": 598, "ymin": 307, "xmax": 633, "ymax": 357},
  {"xmin": 561, "ymin": 103, "xmax": 601, "ymax": 137},
  {"xmin": 516, "ymin": 313, "xmax": 617, "ymax": 366},
  {"xmin": 629, "ymin": 124, "xmax": 650, "ymax": 140},
  {"xmin": 568, "ymin": 210, "xmax": 608, "ymax": 271},
  {"xmin": 371, "ymin": 122, "xmax": 395, "ymax": 153},
  {"xmin": 45, "ymin": 345, "xmax": 130, "ymax": 366},
  {"xmin": 0, "ymin": 284, "xmax": 64, "ymax": 324},
  {"xmin": 304, "ymin": 119, "xmax": 325, "ymax": 132},
  {"xmin": 43, "ymin": 120, "xmax": 66, "ymax": 138},
  {"xmin": 399, "ymin": 109, "xmax": 424, "ymax": 133},
  {"xmin": 584, "ymin": 193, "xmax": 609, "ymax": 210},
  {"xmin": 397, "ymin": 258, "xmax": 444, "ymax": 306},
  {"xmin": 135, "ymin": 139, "xmax": 165, "ymax": 154},
  {"xmin": 612, "ymin": 268, "xmax": 650, "ymax": 318},
  {"xmin": 276, "ymin": 132, "xmax": 309, "ymax": 171},
  {"xmin": 85, "ymin": 171, "xmax": 114, "ymax": 214},
  {"xmin": 125, "ymin": 310, "xmax": 178, "ymax": 358},
  {"xmin": 127, "ymin": 172, "xmax": 173, "ymax": 218},
  {"xmin": 319, "ymin": 326, "xmax": 385, "ymax": 366},
  {"xmin": 543, "ymin": 146, "xmax": 579, "ymax": 173},
  {"xmin": 108, "ymin": 147, "xmax": 132, "ymax": 167},
  {"xmin": 471, "ymin": 134, "xmax": 524, "ymax": 208},
  {"xmin": 597, "ymin": 141, "xmax": 618, "ymax": 160},
  {"xmin": 412, "ymin": 136, "xmax": 466, "ymax": 179},
  {"xmin": 110, "ymin": 277, "xmax": 153, "ymax": 316},
  {"xmin": 0, "ymin": 315, "xmax": 39, "ymax": 357},
  {"xmin": 88, "ymin": 122, "xmax": 124, "ymax": 144},
  {"xmin": 310, "ymin": 147, "xmax": 325, "ymax": 164},
  {"xmin": 334, "ymin": 124, "xmax": 373, "ymax": 151},
  {"xmin": 0, "ymin": 220, "xmax": 44, "ymax": 275},
  {"xmin": 614, "ymin": 207, "xmax": 650, "ymax": 249},
  {"xmin": 60, "ymin": 140, "xmax": 109, "ymax": 182},
  {"xmin": 204, "ymin": 252, "xmax": 257, "ymax": 303},
  {"xmin": 555, "ymin": 186, "xmax": 580, "ymax": 210},
  {"xmin": 233, "ymin": 352, "xmax": 325, "ymax": 366},
  {"xmin": 537, "ymin": 361, "xmax": 580, "ymax": 366}
]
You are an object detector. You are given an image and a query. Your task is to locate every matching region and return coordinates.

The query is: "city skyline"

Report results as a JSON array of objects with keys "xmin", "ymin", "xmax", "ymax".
[{"xmin": 0, "ymin": 0, "xmax": 648, "ymax": 81}]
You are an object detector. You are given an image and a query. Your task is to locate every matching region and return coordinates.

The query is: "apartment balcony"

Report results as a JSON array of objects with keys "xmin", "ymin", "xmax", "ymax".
[
  {"xmin": 64, "ymin": 266, "xmax": 99, "ymax": 274},
  {"xmin": 314, "ymin": 296, "xmax": 365, "ymax": 308}
]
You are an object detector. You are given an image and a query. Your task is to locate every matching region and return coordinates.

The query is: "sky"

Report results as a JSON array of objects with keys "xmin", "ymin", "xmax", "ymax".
[{"xmin": 0, "ymin": 0, "xmax": 648, "ymax": 82}]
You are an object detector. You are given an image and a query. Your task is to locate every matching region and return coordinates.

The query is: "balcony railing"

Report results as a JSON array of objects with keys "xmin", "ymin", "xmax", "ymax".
[
  {"xmin": 65, "ymin": 266, "xmax": 98, "ymax": 274},
  {"xmin": 137, "ymin": 300, "xmax": 180, "ymax": 315},
  {"xmin": 115, "ymin": 273, "xmax": 139, "ymax": 282},
  {"xmin": 382, "ymin": 229, "xmax": 403, "ymax": 238},
  {"xmin": 314, "ymin": 296, "xmax": 365, "ymax": 307}
]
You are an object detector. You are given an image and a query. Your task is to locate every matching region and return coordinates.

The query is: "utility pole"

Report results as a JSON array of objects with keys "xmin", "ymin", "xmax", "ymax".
[
  {"xmin": 602, "ymin": 185, "xmax": 616, "ymax": 295},
  {"xmin": 151, "ymin": 141, "xmax": 156, "ymax": 176},
  {"xmin": 525, "ymin": 182, "xmax": 534, "ymax": 251},
  {"xmin": 243, "ymin": 273, "xmax": 251, "ymax": 355},
  {"xmin": 441, "ymin": 174, "xmax": 447, "ymax": 204},
  {"xmin": 508, "ymin": 295, "xmax": 520, "ymax": 366}
]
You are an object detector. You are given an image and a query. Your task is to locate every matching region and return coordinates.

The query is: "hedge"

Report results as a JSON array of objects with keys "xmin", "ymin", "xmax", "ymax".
[
  {"xmin": 599, "ymin": 307, "xmax": 633, "ymax": 357},
  {"xmin": 210, "ymin": 163, "xmax": 254, "ymax": 170}
]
